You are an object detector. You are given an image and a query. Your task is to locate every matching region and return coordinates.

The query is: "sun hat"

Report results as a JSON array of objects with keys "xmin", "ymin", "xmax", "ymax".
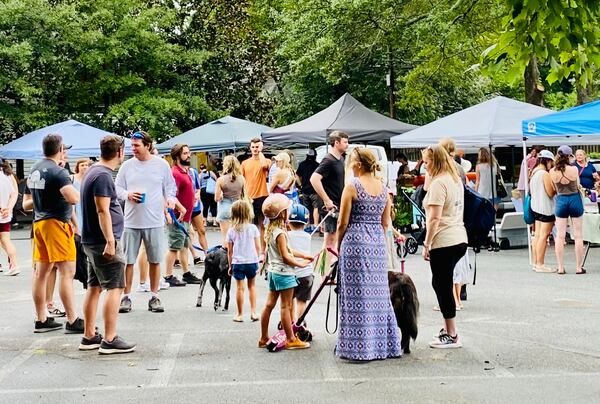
[
  {"xmin": 288, "ymin": 203, "xmax": 309, "ymax": 224},
  {"xmin": 273, "ymin": 152, "xmax": 291, "ymax": 164},
  {"xmin": 262, "ymin": 194, "xmax": 292, "ymax": 219},
  {"xmin": 538, "ymin": 150, "xmax": 554, "ymax": 159},
  {"xmin": 557, "ymin": 145, "xmax": 573, "ymax": 156}
]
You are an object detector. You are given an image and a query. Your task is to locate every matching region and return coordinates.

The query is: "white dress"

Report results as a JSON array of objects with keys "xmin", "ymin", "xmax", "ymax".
[{"xmin": 453, "ymin": 250, "xmax": 471, "ymax": 285}]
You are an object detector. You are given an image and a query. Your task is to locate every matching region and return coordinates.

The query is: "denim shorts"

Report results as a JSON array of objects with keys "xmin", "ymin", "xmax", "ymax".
[
  {"xmin": 555, "ymin": 193, "xmax": 584, "ymax": 219},
  {"xmin": 232, "ymin": 263, "xmax": 258, "ymax": 281},
  {"xmin": 268, "ymin": 272, "xmax": 298, "ymax": 292},
  {"xmin": 217, "ymin": 198, "xmax": 236, "ymax": 222}
]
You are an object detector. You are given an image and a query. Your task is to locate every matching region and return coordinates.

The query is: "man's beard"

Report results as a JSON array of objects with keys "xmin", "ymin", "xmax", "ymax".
[{"xmin": 181, "ymin": 159, "xmax": 191, "ymax": 166}]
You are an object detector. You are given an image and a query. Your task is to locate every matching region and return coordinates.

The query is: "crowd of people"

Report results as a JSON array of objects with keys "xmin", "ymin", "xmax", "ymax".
[{"xmin": 8, "ymin": 128, "xmax": 595, "ymax": 360}]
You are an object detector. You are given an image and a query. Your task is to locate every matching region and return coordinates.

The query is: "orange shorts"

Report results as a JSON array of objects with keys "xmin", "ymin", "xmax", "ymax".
[{"xmin": 33, "ymin": 219, "xmax": 76, "ymax": 263}]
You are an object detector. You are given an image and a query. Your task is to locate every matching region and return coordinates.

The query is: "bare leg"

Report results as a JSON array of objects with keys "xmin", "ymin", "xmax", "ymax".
[
  {"xmin": 46, "ymin": 266, "xmax": 57, "ymax": 309},
  {"xmin": 312, "ymin": 207, "xmax": 319, "ymax": 228},
  {"xmin": 219, "ymin": 220, "xmax": 231, "ymax": 248},
  {"xmin": 149, "ymin": 263, "xmax": 161, "ymax": 293},
  {"xmin": 453, "ymin": 284, "xmax": 461, "ymax": 309},
  {"xmin": 260, "ymin": 291, "xmax": 279, "ymax": 342},
  {"xmin": 103, "ymin": 288, "xmax": 123, "ymax": 341},
  {"xmin": 32, "ymin": 261, "xmax": 54, "ymax": 322},
  {"xmin": 137, "ymin": 244, "xmax": 149, "ymax": 285},
  {"xmin": 554, "ymin": 217, "xmax": 568, "ymax": 272},
  {"xmin": 56, "ymin": 261, "xmax": 77, "ymax": 323},
  {"xmin": 571, "ymin": 216, "xmax": 584, "ymax": 272},
  {"xmin": 83, "ymin": 286, "xmax": 101, "ymax": 338},
  {"xmin": 165, "ymin": 250, "xmax": 177, "ymax": 277},
  {"xmin": 179, "ymin": 248, "xmax": 190, "ymax": 274},
  {"xmin": 279, "ymin": 289, "xmax": 296, "ymax": 342},
  {"xmin": 235, "ymin": 279, "xmax": 244, "ymax": 317},
  {"xmin": 534, "ymin": 221, "xmax": 553, "ymax": 267},
  {"xmin": 124, "ymin": 264, "xmax": 134, "ymax": 295},
  {"xmin": 0, "ymin": 233, "xmax": 17, "ymax": 269},
  {"xmin": 445, "ymin": 317, "xmax": 457, "ymax": 337},
  {"xmin": 248, "ymin": 276, "xmax": 257, "ymax": 318},
  {"xmin": 191, "ymin": 214, "xmax": 208, "ymax": 252},
  {"xmin": 296, "ymin": 299, "xmax": 308, "ymax": 322}
]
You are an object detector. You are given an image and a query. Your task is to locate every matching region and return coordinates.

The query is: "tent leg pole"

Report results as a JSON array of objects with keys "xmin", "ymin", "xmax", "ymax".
[
  {"xmin": 523, "ymin": 139, "xmax": 532, "ymax": 267},
  {"xmin": 489, "ymin": 144, "xmax": 498, "ymax": 251}
]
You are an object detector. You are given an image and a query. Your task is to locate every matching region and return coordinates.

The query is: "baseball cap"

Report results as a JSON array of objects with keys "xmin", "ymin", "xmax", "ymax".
[
  {"xmin": 262, "ymin": 194, "xmax": 292, "ymax": 219},
  {"xmin": 273, "ymin": 152, "xmax": 290, "ymax": 164},
  {"xmin": 307, "ymin": 149, "xmax": 316, "ymax": 156},
  {"xmin": 538, "ymin": 150, "xmax": 554, "ymax": 159},
  {"xmin": 557, "ymin": 145, "xmax": 573, "ymax": 156},
  {"xmin": 288, "ymin": 203, "xmax": 309, "ymax": 224}
]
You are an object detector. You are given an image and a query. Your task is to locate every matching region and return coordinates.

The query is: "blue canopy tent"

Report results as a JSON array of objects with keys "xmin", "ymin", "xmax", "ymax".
[
  {"xmin": 156, "ymin": 116, "xmax": 272, "ymax": 154},
  {"xmin": 521, "ymin": 99, "xmax": 600, "ymax": 264},
  {"xmin": 0, "ymin": 119, "xmax": 131, "ymax": 159}
]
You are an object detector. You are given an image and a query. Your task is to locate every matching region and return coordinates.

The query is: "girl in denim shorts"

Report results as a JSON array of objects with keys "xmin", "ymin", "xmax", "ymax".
[{"xmin": 258, "ymin": 194, "xmax": 313, "ymax": 350}]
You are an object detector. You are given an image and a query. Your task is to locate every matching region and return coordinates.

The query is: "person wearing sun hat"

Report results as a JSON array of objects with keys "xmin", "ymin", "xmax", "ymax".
[
  {"xmin": 550, "ymin": 145, "xmax": 586, "ymax": 275},
  {"xmin": 258, "ymin": 194, "xmax": 313, "ymax": 350}
]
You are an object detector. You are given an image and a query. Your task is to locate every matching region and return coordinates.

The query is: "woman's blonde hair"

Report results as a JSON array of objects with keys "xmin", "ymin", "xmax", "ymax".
[
  {"xmin": 421, "ymin": 145, "xmax": 460, "ymax": 182},
  {"xmin": 438, "ymin": 137, "xmax": 456, "ymax": 156},
  {"xmin": 264, "ymin": 210, "xmax": 287, "ymax": 245},
  {"xmin": 477, "ymin": 147, "xmax": 496, "ymax": 166},
  {"xmin": 348, "ymin": 148, "xmax": 380, "ymax": 175},
  {"xmin": 230, "ymin": 200, "xmax": 254, "ymax": 232},
  {"xmin": 222, "ymin": 155, "xmax": 241, "ymax": 182}
]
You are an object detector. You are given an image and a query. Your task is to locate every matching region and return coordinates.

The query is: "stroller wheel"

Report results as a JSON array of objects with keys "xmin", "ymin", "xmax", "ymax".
[{"xmin": 405, "ymin": 237, "xmax": 418, "ymax": 254}]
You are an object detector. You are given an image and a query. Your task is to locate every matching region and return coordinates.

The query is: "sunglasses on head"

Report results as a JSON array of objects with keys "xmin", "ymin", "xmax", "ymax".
[{"xmin": 131, "ymin": 132, "xmax": 145, "ymax": 140}]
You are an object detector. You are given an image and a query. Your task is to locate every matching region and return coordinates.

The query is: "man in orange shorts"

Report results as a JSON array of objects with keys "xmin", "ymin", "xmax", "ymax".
[{"xmin": 24, "ymin": 134, "xmax": 83, "ymax": 333}]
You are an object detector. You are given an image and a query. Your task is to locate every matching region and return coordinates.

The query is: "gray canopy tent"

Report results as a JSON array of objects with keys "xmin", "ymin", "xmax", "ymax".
[{"xmin": 261, "ymin": 93, "xmax": 416, "ymax": 144}]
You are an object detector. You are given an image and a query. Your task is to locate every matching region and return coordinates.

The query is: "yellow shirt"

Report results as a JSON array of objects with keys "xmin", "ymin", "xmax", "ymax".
[
  {"xmin": 424, "ymin": 173, "xmax": 468, "ymax": 250},
  {"xmin": 241, "ymin": 156, "xmax": 271, "ymax": 199}
]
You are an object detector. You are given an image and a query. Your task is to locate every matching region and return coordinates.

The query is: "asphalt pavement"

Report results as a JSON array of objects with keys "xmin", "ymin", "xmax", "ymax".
[{"xmin": 0, "ymin": 225, "xmax": 599, "ymax": 403}]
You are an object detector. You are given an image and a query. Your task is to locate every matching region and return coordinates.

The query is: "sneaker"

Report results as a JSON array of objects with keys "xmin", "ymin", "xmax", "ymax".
[
  {"xmin": 34, "ymin": 318, "xmax": 63, "ymax": 333},
  {"xmin": 98, "ymin": 335, "xmax": 136, "ymax": 355},
  {"xmin": 148, "ymin": 296, "xmax": 164, "ymax": 313},
  {"xmin": 174, "ymin": 259, "xmax": 181, "ymax": 268},
  {"xmin": 65, "ymin": 317, "xmax": 85, "ymax": 334},
  {"xmin": 193, "ymin": 256, "xmax": 204, "ymax": 265},
  {"xmin": 136, "ymin": 283, "xmax": 150, "ymax": 293},
  {"xmin": 285, "ymin": 338, "xmax": 311, "ymax": 350},
  {"xmin": 119, "ymin": 296, "xmax": 132, "ymax": 313},
  {"xmin": 160, "ymin": 279, "xmax": 170, "ymax": 290},
  {"xmin": 433, "ymin": 328, "xmax": 446, "ymax": 339},
  {"xmin": 79, "ymin": 333, "xmax": 103, "ymax": 351},
  {"xmin": 182, "ymin": 271, "xmax": 203, "ymax": 285},
  {"xmin": 5, "ymin": 266, "xmax": 20, "ymax": 276},
  {"xmin": 429, "ymin": 333, "xmax": 462, "ymax": 349},
  {"xmin": 47, "ymin": 306, "xmax": 67, "ymax": 318},
  {"xmin": 164, "ymin": 275, "xmax": 187, "ymax": 287}
]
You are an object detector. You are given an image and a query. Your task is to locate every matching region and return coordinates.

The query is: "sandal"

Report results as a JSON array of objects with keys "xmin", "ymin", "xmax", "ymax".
[
  {"xmin": 557, "ymin": 269, "xmax": 566, "ymax": 275},
  {"xmin": 258, "ymin": 338, "xmax": 269, "ymax": 348},
  {"xmin": 576, "ymin": 268, "xmax": 587, "ymax": 275},
  {"xmin": 233, "ymin": 316, "xmax": 243, "ymax": 323},
  {"xmin": 250, "ymin": 314, "xmax": 259, "ymax": 322}
]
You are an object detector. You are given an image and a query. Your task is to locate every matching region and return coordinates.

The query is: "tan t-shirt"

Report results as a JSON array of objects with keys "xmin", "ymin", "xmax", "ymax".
[
  {"xmin": 423, "ymin": 173, "xmax": 467, "ymax": 250},
  {"xmin": 241, "ymin": 157, "xmax": 271, "ymax": 199}
]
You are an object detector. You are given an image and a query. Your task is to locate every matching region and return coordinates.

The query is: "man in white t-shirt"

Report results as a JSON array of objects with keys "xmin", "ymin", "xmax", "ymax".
[
  {"xmin": 115, "ymin": 131, "xmax": 178, "ymax": 313},
  {"xmin": 0, "ymin": 169, "xmax": 18, "ymax": 275}
]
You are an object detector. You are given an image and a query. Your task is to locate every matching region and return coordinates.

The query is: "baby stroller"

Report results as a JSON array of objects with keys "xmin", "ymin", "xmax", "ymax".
[{"xmin": 398, "ymin": 187, "xmax": 427, "ymax": 256}]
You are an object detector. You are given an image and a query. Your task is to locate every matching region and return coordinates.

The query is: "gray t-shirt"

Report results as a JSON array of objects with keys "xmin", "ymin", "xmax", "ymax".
[
  {"xmin": 26, "ymin": 159, "xmax": 72, "ymax": 223},
  {"xmin": 81, "ymin": 164, "xmax": 124, "ymax": 244},
  {"xmin": 266, "ymin": 227, "xmax": 295, "ymax": 276}
]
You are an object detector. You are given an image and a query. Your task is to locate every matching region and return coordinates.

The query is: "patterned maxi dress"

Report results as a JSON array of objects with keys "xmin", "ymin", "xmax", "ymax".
[{"xmin": 335, "ymin": 178, "xmax": 402, "ymax": 360}]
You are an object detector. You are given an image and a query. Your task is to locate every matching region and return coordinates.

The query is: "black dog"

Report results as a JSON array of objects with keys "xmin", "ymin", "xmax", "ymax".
[
  {"xmin": 388, "ymin": 271, "xmax": 419, "ymax": 354},
  {"xmin": 196, "ymin": 247, "xmax": 231, "ymax": 311}
]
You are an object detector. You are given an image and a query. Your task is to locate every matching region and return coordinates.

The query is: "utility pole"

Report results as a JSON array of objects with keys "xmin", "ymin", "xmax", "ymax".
[{"xmin": 386, "ymin": 46, "xmax": 396, "ymax": 119}]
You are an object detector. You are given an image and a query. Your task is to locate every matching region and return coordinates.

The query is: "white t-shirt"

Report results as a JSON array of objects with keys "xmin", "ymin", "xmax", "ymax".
[
  {"xmin": 226, "ymin": 224, "xmax": 260, "ymax": 264},
  {"xmin": 287, "ymin": 230, "xmax": 313, "ymax": 278},
  {"xmin": 0, "ymin": 173, "xmax": 16, "ymax": 223},
  {"xmin": 115, "ymin": 156, "xmax": 177, "ymax": 229},
  {"xmin": 388, "ymin": 161, "xmax": 401, "ymax": 181}
]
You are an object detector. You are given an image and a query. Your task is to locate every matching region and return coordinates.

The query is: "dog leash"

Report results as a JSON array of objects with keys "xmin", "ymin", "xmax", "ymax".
[
  {"xmin": 309, "ymin": 209, "xmax": 335, "ymax": 237},
  {"xmin": 167, "ymin": 208, "xmax": 205, "ymax": 252}
]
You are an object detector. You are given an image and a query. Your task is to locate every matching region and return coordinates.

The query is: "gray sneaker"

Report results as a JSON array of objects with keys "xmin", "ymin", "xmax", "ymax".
[
  {"xmin": 98, "ymin": 336, "xmax": 136, "ymax": 355},
  {"xmin": 148, "ymin": 296, "xmax": 164, "ymax": 313},
  {"xmin": 119, "ymin": 296, "xmax": 132, "ymax": 313},
  {"xmin": 79, "ymin": 333, "xmax": 103, "ymax": 351}
]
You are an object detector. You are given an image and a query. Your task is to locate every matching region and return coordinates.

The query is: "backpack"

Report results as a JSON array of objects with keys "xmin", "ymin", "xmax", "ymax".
[{"xmin": 463, "ymin": 185, "xmax": 496, "ymax": 248}]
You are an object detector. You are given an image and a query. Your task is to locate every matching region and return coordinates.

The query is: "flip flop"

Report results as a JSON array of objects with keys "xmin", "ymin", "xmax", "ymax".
[
  {"xmin": 557, "ymin": 269, "xmax": 566, "ymax": 275},
  {"xmin": 576, "ymin": 268, "xmax": 587, "ymax": 275},
  {"xmin": 233, "ymin": 316, "xmax": 243, "ymax": 323},
  {"xmin": 250, "ymin": 315, "xmax": 259, "ymax": 322}
]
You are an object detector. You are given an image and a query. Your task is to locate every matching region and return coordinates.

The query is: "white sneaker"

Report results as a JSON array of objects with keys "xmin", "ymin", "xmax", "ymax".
[
  {"xmin": 136, "ymin": 283, "xmax": 150, "ymax": 293},
  {"xmin": 429, "ymin": 333, "xmax": 462, "ymax": 349},
  {"xmin": 5, "ymin": 267, "xmax": 20, "ymax": 276},
  {"xmin": 160, "ymin": 279, "xmax": 170, "ymax": 290}
]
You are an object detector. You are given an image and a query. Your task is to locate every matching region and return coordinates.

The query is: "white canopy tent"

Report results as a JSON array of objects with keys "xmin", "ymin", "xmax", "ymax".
[{"xmin": 390, "ymin": 96, "xmax": 554, "ymax": 148}]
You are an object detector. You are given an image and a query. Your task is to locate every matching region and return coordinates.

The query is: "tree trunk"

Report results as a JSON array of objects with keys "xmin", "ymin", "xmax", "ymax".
[
  {"xmin": 576, "ymin": 82, "xmax": 592, "ymax": 105},
  {"xmin": 524, "ymin": 55, "xmax": 544, "ymax": 106}
]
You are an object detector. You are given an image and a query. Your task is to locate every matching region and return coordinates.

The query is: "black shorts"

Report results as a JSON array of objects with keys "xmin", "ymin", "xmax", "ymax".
[
  {"xmin": 83, "ymin": 242, "xmax": 126, "ymax": 290},
  {"xmin": 252, "ymin": 196, "xmax": 267, "ymax": 224},
  {"xmin": 192, "ymin": 210, "xmax": 202, "ymax": 219},
  {"xmin": 533, "ymin": 211, "xmax": 555, "ymax": 223},
  {"xmin": 301, "ymin": 193, "xmax": 320, "ymax": 211},
  {"xmin": 294, "ymin": 274, "xmax": 314, "ymax": 302}
]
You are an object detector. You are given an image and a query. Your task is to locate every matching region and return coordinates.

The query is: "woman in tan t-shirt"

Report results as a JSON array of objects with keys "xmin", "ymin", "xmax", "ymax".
[{"xmin": 422, "ymin": 145, "xmax": 468, "ymax": 349}]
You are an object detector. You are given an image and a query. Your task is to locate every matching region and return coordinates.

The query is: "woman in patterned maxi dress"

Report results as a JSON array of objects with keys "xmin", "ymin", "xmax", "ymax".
[{"xmin": 335, "ymin": 148, "xmax": 401, "ymax": 361}]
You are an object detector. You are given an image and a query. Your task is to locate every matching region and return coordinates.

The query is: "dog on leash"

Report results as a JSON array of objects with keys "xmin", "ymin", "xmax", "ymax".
[
  {"xmin": 388, "ymin": 271, "xmax": 419, "ymax": 354},
  {"xmin": 196, "ymin": 247, "xmax": 231, "ymax": 311}
]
